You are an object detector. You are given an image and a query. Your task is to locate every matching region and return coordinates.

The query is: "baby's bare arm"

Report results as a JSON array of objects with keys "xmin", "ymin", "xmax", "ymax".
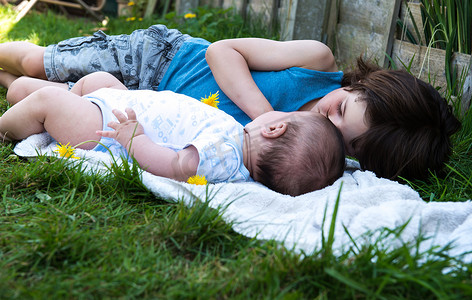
[{"xmin": 97, "ymin": 108, "xmax": 199, "ymax": 181}]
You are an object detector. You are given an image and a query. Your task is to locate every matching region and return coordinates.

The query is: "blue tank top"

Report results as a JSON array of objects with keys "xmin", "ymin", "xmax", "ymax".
[{"xmin": 158, "ymin": 38, "xmax": 343, "ymax": 125}]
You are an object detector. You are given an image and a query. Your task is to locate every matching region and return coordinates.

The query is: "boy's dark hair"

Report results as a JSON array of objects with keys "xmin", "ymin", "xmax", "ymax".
[
  {"xmin": 342, "ymin": 57, "xmax": 461, "ymax": 180},
  {"xmin": 256, "ymin": 114, "xmax": 345, "ymax": 196}
]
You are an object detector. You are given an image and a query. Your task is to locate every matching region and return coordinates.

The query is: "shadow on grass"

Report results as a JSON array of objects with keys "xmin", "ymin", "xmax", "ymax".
[{"xmin": 1, "ymin": 6, "xmax": 101, "ymax": 45}]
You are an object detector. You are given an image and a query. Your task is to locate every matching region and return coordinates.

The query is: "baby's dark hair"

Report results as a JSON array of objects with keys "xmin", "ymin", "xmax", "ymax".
[
  {"xmin": 256, "ymin": 113, "xmax": 345, "ymax": 196},
  {"xmin": 342, "ymin": 57, "xmax": 461, "ymax": 180}
]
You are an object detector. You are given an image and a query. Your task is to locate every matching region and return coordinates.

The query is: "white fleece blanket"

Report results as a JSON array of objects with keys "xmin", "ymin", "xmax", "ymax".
[{"xmin": 14, "ymin": 133, "xmax": 472, "ymax": 263}]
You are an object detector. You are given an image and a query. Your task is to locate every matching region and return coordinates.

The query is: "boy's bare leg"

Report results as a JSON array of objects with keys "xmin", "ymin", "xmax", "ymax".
[
  {"xmin": 0, "ymin": 42, "xmax": 47, "ymax": 78},
  {"xmin": 0, "ymin": 70, "xmax": 19, "ymax": 89},
  {"xmin": 0, "ymin": 86, "xmax": 102, "ymax": 149},
  {"xmin": 6, "ymin": 76, "xmax": 68, "ymax": 105},
  {"xmin": 4, "ymin": 71, "xmax": 126, "ymax": 106}
]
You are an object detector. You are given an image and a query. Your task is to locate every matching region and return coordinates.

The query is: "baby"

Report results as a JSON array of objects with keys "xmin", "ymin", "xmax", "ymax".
[{"xmin": 0, "ymin": 72, "xmax": 345, "ymax": 196}]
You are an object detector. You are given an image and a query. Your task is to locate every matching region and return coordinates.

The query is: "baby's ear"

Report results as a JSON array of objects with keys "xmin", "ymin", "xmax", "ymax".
[{"xmin": 261, "ymin": 122, "xmax": 288, "ymax": 139}]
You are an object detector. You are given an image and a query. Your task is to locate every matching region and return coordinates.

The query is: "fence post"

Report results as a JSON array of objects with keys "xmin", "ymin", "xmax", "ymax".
[
  {"xmin": 461, "ymin": 56, "xmax": 472, "ymax": 113},
  {"xmin": 279, "ymin": 0, "xmax": 328, "ymax": 41},
  {"xmin": 175, "ymin": 0, "xmax": 199, "ymax": 15},
  {"xmin": 321, "ymin": 0, "xmax": 338, "ymax": 50},
  {"xmin": 383, "ymin": 0, "xmax": 402, "ymax": 67}
]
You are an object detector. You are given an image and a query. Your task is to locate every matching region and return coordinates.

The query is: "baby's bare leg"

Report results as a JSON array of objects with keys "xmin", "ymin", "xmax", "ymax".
[
  {"xmin": 0, "ymin": 86, "xmax": 102, "ymax": 149},
  {"xmin": 6, "ymin": 76, "xmax": 68, "ymax": 105},
  {"xmin": 70, "ymin": 72, "xmax": 127, "ymax": 96},
  {"xmin": 0, "ymin": 42, "xmax": 47, "ymax": 78}
]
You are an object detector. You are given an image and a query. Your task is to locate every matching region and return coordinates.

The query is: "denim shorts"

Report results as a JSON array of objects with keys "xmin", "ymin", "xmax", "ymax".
[{"xmin": 44, "ymin": 24, "xmax": 190, "ymax": 90}]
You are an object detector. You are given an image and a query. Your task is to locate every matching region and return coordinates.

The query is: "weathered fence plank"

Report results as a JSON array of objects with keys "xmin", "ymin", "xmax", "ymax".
[
  {"xmin": 334, "ymin": 0, "xmax": 401, "ymax": 67},
  {"xmin": 398, "ymin": 1, "xmax": 425, "ymax": 45},
  {"xmin": 392, "ymin": 40, "xmax": 447, "ymax": 87},
  {"xmin": 392, "ymin": 1, "xmax": 472, "ymax": 110},
  {"xmin": 279, "ymin": 0, "xmax": 328, "ymax": 41}
]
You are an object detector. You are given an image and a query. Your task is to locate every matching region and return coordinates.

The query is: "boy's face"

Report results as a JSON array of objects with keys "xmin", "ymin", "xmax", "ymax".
[{"xmin": 312, "ymin": 88, "xmax": 368, "ymax": 156}]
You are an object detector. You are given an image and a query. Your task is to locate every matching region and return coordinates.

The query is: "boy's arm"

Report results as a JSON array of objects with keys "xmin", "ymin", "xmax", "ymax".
[
  {"xmin": 97, "ymin": 108, "xmax": 199, "ymax": 181},
  {"xmin": 205, "ymin": 38, "xmax": 338, "ymax": 120}
]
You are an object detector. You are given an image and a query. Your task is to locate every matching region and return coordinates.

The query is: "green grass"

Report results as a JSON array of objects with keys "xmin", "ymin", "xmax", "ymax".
[
  {"xmin": 420, "ymin": 0, "xmax": 472, "ymax": 55},
  {"xmin": 1, "ymin": 5, "xmax": 472, "ymax": 299}
]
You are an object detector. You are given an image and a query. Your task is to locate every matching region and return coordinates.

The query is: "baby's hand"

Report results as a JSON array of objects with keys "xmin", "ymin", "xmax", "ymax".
[{"xmin": 96, "ymin": 107, "xmax": 145, "ymax": 149}]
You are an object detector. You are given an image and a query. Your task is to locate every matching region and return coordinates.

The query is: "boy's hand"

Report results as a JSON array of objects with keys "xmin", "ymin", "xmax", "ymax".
[{"xmin": 97, "ymin": 107, "xmax": 145, "ymax": 149}]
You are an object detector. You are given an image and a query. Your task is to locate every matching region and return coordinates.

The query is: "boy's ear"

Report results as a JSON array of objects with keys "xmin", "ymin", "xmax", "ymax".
[{"xmin": 261, "ymin": 122, "xmax": 288, "ymax": 139}]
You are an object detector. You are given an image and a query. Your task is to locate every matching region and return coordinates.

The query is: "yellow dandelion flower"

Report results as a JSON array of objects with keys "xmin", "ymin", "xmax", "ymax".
[
  {"xmin": 126, "ymin": 17, "xmax": 136, "ymax": 21},
  {"xmin": 54, "ymin": 142, "xmax": 80, "ymax": 159},
  {"xmin": 127, "ymin": 1, "xmax": 135, "ymax": 6},
  {"xmin": 184, "ymin": 13, "xmax": 196, "ymax": 19},
  {"xmin": 200, "ymin": 91, "xmax": 219, "ymax": 108},
  {"xmin": 187, "ymin": 175, "xmax": 208, "ymax": 185}
]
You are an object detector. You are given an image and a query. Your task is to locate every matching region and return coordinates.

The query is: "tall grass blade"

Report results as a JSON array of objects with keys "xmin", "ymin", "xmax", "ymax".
[
  {"xmin": 324, "ymin": 268, "xmax": 374, "ymax": 296},
  {"xmin": 322, "ymin": 183, "xmax": 343, "ymax": 258}
]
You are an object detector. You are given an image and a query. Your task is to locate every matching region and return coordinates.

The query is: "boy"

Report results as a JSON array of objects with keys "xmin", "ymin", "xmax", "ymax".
[{"xmin": 0, "ymin": 72, "xmax": 345, "ymax": 196}]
